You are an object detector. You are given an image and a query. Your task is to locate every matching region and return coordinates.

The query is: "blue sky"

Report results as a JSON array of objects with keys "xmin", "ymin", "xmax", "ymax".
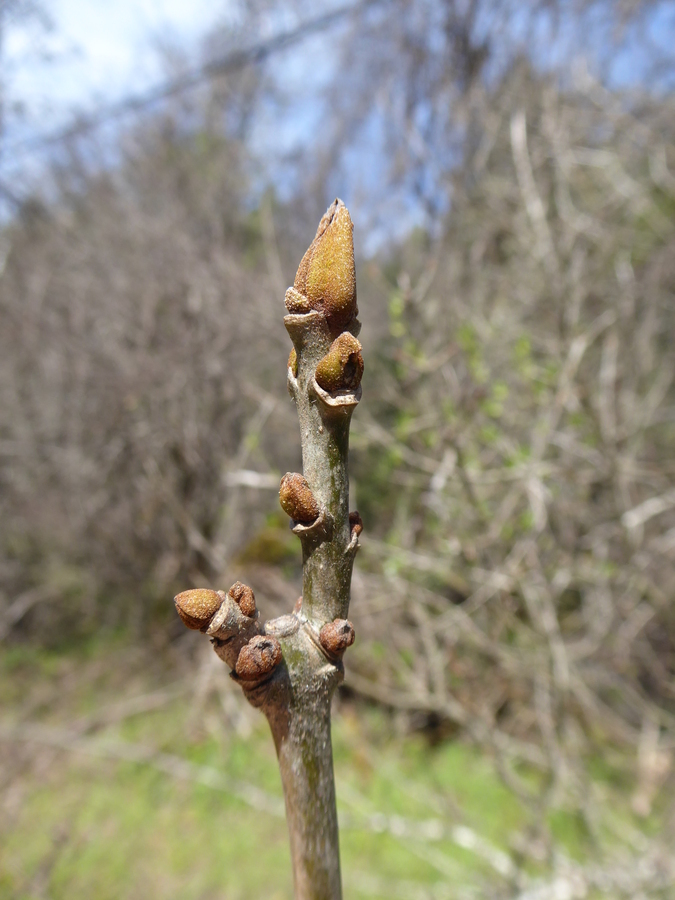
[
  {"xmin": 6, "ymin": 0, "xmax": 675, "ymax": 153},
  {"xmin": 2, "ymin": 0, "xmax": 353, "ymax": 213},
  {"xmin": 3, "ymin": 0, "xmax": 673, "ymax": 237},
  {"xmin": 5, "ymin": 0, "xmax": 223, "ymax": 140}
]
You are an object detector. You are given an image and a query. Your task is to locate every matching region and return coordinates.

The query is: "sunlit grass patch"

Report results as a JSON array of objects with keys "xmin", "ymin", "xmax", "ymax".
[{"xmin": 0, "ymin": 638, "xmax": 671, "ymax": 899}]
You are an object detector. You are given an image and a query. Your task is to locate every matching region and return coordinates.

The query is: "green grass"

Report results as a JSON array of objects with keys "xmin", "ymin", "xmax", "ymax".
[{"xmin": 0, "ymin": 639, "xmax": 670, "ymax": 899}]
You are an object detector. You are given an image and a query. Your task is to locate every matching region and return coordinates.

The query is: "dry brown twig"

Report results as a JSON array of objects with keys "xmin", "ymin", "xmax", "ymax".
[{"xmin": 173, "ymin": 199, "xmax": 363, "ymax": 900}]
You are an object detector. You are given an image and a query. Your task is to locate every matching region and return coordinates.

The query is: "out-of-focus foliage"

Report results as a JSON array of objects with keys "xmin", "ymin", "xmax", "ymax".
[
  {"xmin": 0, "ymin": 124, "xmax": 299, "ymax": 638},
  {"xmin": 306, "ymin": 0, "xmax": 675, "ymax": 234},
  {"xmin": 3, "ymin": 639, "xmax": 672, "ymax": 900},
  {"xmin": 347, "ymin": 66, "xmax": 675, "ymax": 816},
  {"xmin": 1, "ymin": 0, "xmax": 674, "ymax": 847}
]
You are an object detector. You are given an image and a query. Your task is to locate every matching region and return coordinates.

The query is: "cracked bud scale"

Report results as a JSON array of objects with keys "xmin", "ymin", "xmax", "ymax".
[
  {"xmin": 315, "ymin": 333, "xmax": 364, "ymax": 393},
  {"xmin": 319, "ymin": 619, "xmax": 356, "ymax": 656},
  {"xmin": 228, "ymin": 581, "xmax": 256, "ymax": 618},
  {"xmin": 235, "ymin": 635, "xmax": 283, "ymax": 680},
  {"xmin": 279, "ymin": 472, "xmax": 321, "ymax": 523},
  {"xmin": 291, "ymin": 198, "xmax": 357, "ymax": 330},
  {"xmin": 174, "ymin": 589, "xmax": 222, "ymax": 631}
]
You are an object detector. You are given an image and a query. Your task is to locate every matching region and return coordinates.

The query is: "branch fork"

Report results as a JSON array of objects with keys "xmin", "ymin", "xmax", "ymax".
[{"xmin": 173, "ymin": 198, "xmax": 363, "ymax": 900}]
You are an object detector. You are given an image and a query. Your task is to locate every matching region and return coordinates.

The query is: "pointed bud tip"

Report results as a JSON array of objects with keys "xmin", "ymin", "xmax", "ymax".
[{"xmin": 293, "ymin": 200, "xmax": 357, "ymax": 329}]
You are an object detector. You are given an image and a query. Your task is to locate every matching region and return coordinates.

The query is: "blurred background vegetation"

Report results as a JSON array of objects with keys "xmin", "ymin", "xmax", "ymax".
[{"xmin": 1, "ymin": 0, "xmax": 675, "ymax": 897}]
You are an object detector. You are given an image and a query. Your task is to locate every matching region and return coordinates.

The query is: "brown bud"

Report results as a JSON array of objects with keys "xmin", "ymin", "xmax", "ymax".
[
  {"xmin": 293, "ymin": 596, "xmax": 303, "ymax": 614},
  {"xmin": 349, "ymin": 511, "xmax": 363, "ymax": 537},
  {"xmin": 284, "ymin": 286, "xmax": 311, "ymax": 313},
  {"xmin": 174, "ymin": 589, "xmax": 222, "ymax": 631},
  {"xmin": 235, "ymin": 635, "xmax": 283, "ymax": 680},
  {"xmin": 228, "ymin": 581, "xmax": 256, "ymax": 618},
  {"xmin": 293, "ymin": 199, "xmax": 357, "ymax": 330},
  {"xmin": 319, "ymin": 619, "xmax": 355, "ymax": 656},
  {"xmin": 315, "ymin": 333, "xmax": 364, "ymax": 393},
  {"xmin": 279, "ymin": 473, "xmax": 321, "ymax": 524},
  {"xmin": 288, "ymin": 347, "xmax": 298, "ymax": 378}
]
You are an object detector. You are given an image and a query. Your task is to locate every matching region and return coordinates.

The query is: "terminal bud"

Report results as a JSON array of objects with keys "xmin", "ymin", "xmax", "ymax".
[{"xmin": 293, "ymin": 199, "xmax": 357, "ymax": 330}]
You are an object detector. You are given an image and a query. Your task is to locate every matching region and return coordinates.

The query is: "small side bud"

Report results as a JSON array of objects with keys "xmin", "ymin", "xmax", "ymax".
[
  {"xmin": 293, "ymin": 596, "xmax": 303, "ymax": 614},
  {"xmin": 235, "ymin": 635, "xmax": 283, "ymax": 680},
  {"xmin": 228, "ymin": 581, "xmax": 256, "ymax": 618},
  {"xmin": 285, "ymin": 286, "xmax": 311, "ymax": 314},
  {"xmin": 319, "ymin": 619, "xmax": 355, "ymax": 656},
  {"xmin": 174, "ymin": 589, "xmax": 222, "ymax": 631},
  {"xmin": 315, "ymin": 333, "xmax": 364, "ymax": 393},
  {"xmin": 288, "ymin": 347, "xmax": 298, "ymax": 378},
  {"xmin": 349, "ymin": 511, "xmax": 363, "ymax": 537},
  {"xmin": 279, "ymin": 473, "xmax": 321, "ymax": 523},
  {"xmin": 293, "ymin": 199, "xmax": 357, "ymax": 330}
]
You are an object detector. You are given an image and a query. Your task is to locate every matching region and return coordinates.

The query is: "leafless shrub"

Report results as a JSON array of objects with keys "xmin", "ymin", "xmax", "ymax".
[
  {"xmin": 0, "ymin": 2, "xmax": 673, "ymax": 847},
  {"xmin": 0, "ymin": 118, "xmax": 299, "ymax": 638},
  {"xmin": 345, "ymin": 65, "xmax": 675, "ymax": 823}
]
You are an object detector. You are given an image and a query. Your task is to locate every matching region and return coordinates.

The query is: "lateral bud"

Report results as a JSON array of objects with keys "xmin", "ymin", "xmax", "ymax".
[
  {"xmin": 235, "ymin": 635, "xmax": 283, "ymax": 681},
  {"xmin": 285, "ymin": 286, "xmax": 311, "ymax": 314},
  {"xmin": 315, "ymin": 333, "xmax": 364, "ymax": 393},
  {"xmin": 319, "ymin": 619, "xmax": 356, "ymax": 656},
  {"xmin": 228, "ymin": 581, "xmax": 256, "ymax": 618},
  {"xmin": 292, "ymin": 199, "xmax": 357, "ymax": 330},
  {"xmin": 174, "ymin": 588, "xmax": 222, "ymax": 631},
  {"xmin": 288, "ymin": 347, "xmax": 298, "ymax": 378},
  {"xmin": 279, "ymin": 472, "xmax": 321, "ymax": 524}
]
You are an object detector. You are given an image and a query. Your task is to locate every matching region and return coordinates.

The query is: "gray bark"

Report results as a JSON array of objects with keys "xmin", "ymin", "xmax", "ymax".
[{"xmin": 174, "ymin": 199, "xmax": 362, "ymax": 900}]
